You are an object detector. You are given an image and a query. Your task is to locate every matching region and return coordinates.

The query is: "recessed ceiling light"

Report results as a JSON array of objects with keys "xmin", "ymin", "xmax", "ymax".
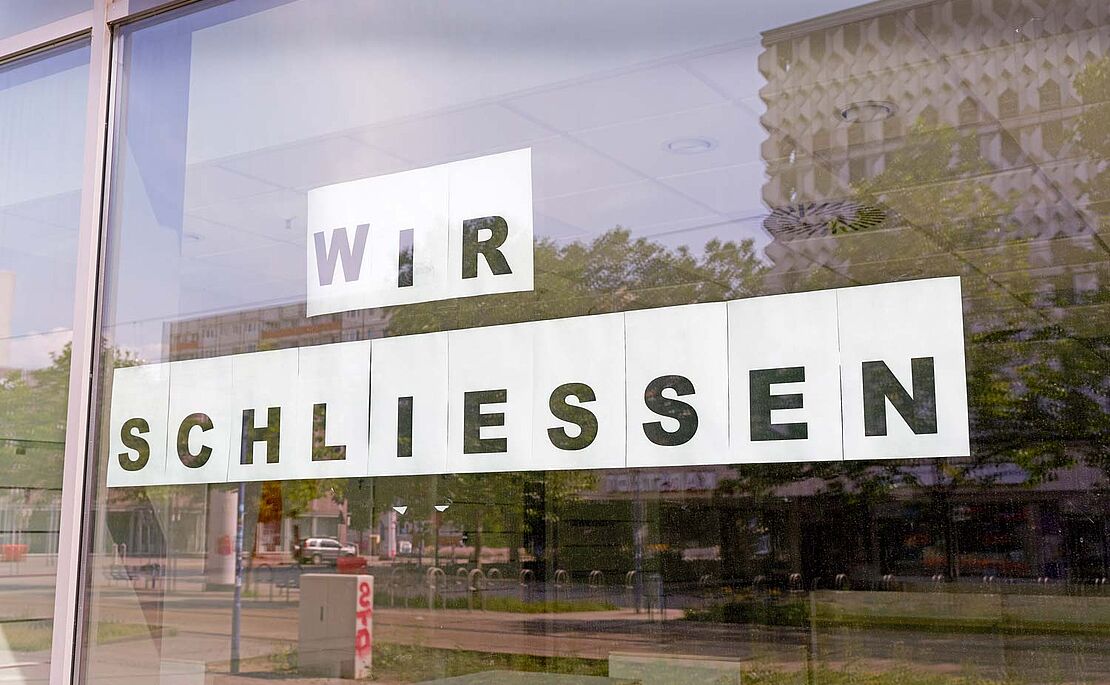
[
  {"xmin": 663, "ymin": 137, "xmax": 718, "ymax": 154},
  {"xmin": 839, "ymin": 100, "xmax": 897, "ymax": 124}
]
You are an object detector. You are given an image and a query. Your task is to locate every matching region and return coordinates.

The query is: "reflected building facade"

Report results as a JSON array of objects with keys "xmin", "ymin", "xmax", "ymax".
[
  {"xmin": 748, "ymin": 0, "xmax": 1109, "ymax": 581},
  {"xmin": 759, "ymin": 0, "xmax": 1106, "ymax": 299}
]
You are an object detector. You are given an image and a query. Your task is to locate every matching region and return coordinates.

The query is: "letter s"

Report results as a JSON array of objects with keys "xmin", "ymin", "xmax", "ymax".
[
  {"xmin": 119, "ymin": 417, "xmax": 151, "ymax": 472},
  {"xmin": 642, "ymin": 375, "xmax": 699, "ymax": 446}
]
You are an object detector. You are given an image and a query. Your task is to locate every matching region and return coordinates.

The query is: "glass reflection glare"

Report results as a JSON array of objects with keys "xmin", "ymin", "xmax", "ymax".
[{"xmin": 84, "ymin": 0, "xmax": 1110, "ymax": 683}]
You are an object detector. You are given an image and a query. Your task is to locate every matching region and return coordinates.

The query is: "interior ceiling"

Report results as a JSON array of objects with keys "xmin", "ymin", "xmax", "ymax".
[
  {"xmin": 180, "ymin": 50, "xmax": 770, "ymax": 254},
  {"xmin": 147, "ymin": 0, "xmax": 1109, "ymax": 345}
]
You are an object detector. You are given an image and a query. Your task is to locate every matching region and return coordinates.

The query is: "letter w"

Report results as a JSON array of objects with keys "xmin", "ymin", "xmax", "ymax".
[{"xmin": 314, "ymin": 225, "xmax": 369, "ymax": 286}]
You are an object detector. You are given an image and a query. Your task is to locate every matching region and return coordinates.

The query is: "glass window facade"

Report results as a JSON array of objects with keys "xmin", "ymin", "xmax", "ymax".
[
  {"xmin": 0, "ymin": 0, "xmax": 1107, "ymax": 683},
  {"xmin": 0, "ymin": 39, "xmax": 90, "ymax": 677}
]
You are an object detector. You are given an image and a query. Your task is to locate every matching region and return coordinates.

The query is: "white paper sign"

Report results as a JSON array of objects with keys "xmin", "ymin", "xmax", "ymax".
[
  {"xmin": 163, "ymin": 356, "xmax": 233, "ymax": 485},
  {"xmin": 287, "ymin": 341, "xmax": 372, "ymax": 479},
  {"xmin": 106, "ymin": 278, "xmax": 971, "ymax": 487},
  {"xmin": 107, "ymin": 363, "xmax": 171, "ymax": 488},
  {"xmin": 307, "ymin": 148, "xmax": 533, "ymax": 316},
  {"xmin": 531, "ymin": 313, "xmax": 626, "ymax": 471},
  {"xmin": 837, "ymin": 277, "xmax": 970, "ymax": 460},
  {"xmin": 370, "ymin": 332, "xmax": 449, "ymax": 476},
  {"xmin": 226, "ymin": 348, "xmax": 299, "ymax": 482},
  {"xmin": 447, "ymin": 322, "xmax": 534, "ymax": 474},
  {"xmin": 625, "ymin": 303, "xmax": 730, "ymax": 468},
  {"xmin": 728, "ymin": 290, "xmax": 843, "ymax": 463},
  {"xmin": 446, "ymin": 148, "xmax": 534, "ymax": 299},
  {"xmin": 307, "ymin": 164, "xmax": 449, "ymax": 314}
]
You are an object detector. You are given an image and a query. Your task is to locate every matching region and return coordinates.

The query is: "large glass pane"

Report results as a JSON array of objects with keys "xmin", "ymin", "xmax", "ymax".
[
  {"xmin": 0, "ymin": 1, "xmax": 91, "ymax": 42},
  {"xmin": 0, "ymin": 40, "xmax": 90, "ymax": 682},
  {"xmin": 85, "ymin": 1, "xmax": 1108, "ymax": 683}
]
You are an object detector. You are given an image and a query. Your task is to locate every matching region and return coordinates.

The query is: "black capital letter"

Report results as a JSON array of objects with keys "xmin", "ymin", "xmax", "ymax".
[
  {"xmin": 176, "ymin": 413, "xmax": 214, "ymax": 468},
  {"xmin": 862, "ymin": 357, "xmax": 938, "ymax": 436},
  {"xmin": 312, "ymin": 403, "xmax": 347, "ymax": 461},
  {"xmin": 241, "ymin": 407, "xmax": 281, "ymax": 465},
  {"xmin": 750, "ymin": 367, "xmax": 808, "ymax": 441},
  {"xmin": 398, "ymin": 228, "xmax": 414, "ymax": 288},
  {"xmin": 314, "ymin": 224, "xmax": 369, "ymax": 286},
  {"xmin": 397, "ymin": 396, "xmax": 413, "ymax": 458},
  {"xmin": 463, "ymin": 390, "xmax": 507, "ymax": 454},
  {"xmin": 642, "ymin": 375, "xmax": 699, "ymax": 446},
  {"xmin": 119, "ymin": 418, "xmax": 151, "ymax": 472},
  {"xmin": 461, "ymin": 216, "xmax": 512, "ymax": 279},
  {"xmin": 548, "ymin": 383, "xmax": 598, "ymax": 451}
]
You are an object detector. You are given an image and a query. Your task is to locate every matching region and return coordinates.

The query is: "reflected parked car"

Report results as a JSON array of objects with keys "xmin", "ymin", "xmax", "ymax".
[{"xmin": 294, "ymin": 537, "xmax": 353, "ymax": 565}]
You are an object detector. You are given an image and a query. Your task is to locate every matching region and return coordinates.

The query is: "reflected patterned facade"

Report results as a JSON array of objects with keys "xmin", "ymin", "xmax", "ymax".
[
  {"xmin": 759, "ymin": 0, "xmax": 1107, "ymax": 297},
  {"xmin": 746, "ymin": 0, "xmax": 1109, "ymax": 582}
]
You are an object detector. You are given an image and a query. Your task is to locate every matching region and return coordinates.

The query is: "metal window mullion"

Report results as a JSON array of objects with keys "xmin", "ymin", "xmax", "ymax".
[{"xmin": 48, "ymin": 0, "xmax": 114, "ymax": 682}]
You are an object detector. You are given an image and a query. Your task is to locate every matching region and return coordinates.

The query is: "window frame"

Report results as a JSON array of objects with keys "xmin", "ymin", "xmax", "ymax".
[
  {"xmin": 3, "ymin": 0, "xmax": 1105, "ymax": 681},
  {"xmin": 0, "ymin": 1, "xmax": 216, "ymax": 683}
]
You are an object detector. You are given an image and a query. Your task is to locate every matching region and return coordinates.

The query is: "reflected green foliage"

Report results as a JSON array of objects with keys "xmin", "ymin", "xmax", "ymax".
[
  {"xmin": 2, "ymin": 343, "xmax": 138, "ymax": 490},
  {"xmin": 359, "ymin": 469, "xmax": 597, "ymax": 566},
  {"xmin": 263, "ymin": 640, "xmax": 1036, "ymax": 685},
  {"xmin": 333, "ymin": 229, "xmax": 768, "ymax": 565},
  {"xmin": 1075, "ymin": 56, "xmax": 1110, "ymax": 232},
  {"xmin": 0, "ymin": 344, "xmax": 70, "ymax": 489},
  {"xmin": 0, "ymin": 619, "xmax": 162, "ymax": 654},
  {"xmin": 687, "ymin": 592, "xmax": 1110, "ymax": 637},
  {"xmin": 1066, "ymin": 55, "xmax": 1110, "ymax": 476},
  {"xmin": 853, "ymin": 121, "xmax": 1019, "ymax": 242},
  {"xmin": 363, "ymin": 643, "xmax": 607, "ymax": 682},
  {"xmin": 712, "ymin": 114, "xmax": 1107, "ymax": 581},
  {"xmin": 686, "ymin": 597, "xmax": 809, "ymax": 627},
  {"xmin": 388, "ymin": 227, "xmax": 767, "ymax": 334},
  {"xmin": 779, "ymin": 117, "xmax": 1108, "ymax": 485},
  {"xmin": 741, "ymin": 668, "xmax": 1028, "ymax": 685}
]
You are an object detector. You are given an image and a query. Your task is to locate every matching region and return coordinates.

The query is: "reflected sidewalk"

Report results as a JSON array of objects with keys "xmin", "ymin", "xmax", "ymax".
[{"xmin": 81, "ymin": 585, "xmax": 1110, "ymax": 685}]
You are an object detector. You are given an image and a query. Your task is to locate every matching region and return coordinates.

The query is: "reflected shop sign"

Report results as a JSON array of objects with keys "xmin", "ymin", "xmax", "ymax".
[
  {"xmin": 107, "ymin": 276, "xmax": 969, "ymax": 487},
  {"xmin": 602, "ymin": 471, "xmax": 721, "ymax": 495}
]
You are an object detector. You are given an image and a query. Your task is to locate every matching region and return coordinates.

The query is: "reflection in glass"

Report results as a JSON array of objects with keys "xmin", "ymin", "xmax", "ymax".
[
  {"xmin": 87, "ymin": 0, "xmax": 1107, "ymax": 683},
  {"xmin": 0, "ymin": 40, "xmax": 89, "ymax": 679},
  {"xmin": 0, "ymin": 0, "xmax": 91, "ymax": 41}
]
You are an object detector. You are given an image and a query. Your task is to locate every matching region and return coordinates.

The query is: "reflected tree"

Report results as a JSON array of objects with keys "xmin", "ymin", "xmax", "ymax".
[
  {"xmin": 751, "ymin": 109, "xmax": 1108, "ymax": 579},
  {"xmin": 374, "ymin": 228, "xmax": 767, "ymax": 570}
]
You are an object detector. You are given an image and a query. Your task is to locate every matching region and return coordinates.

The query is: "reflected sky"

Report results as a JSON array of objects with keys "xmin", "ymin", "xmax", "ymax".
[
  {"xmin": 107, "ymin": 0, "xmax": 871, "ymax": 358},
  {"xmin": 0, "ymin": 41, "xmax": 88, "ymax": 369}
]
